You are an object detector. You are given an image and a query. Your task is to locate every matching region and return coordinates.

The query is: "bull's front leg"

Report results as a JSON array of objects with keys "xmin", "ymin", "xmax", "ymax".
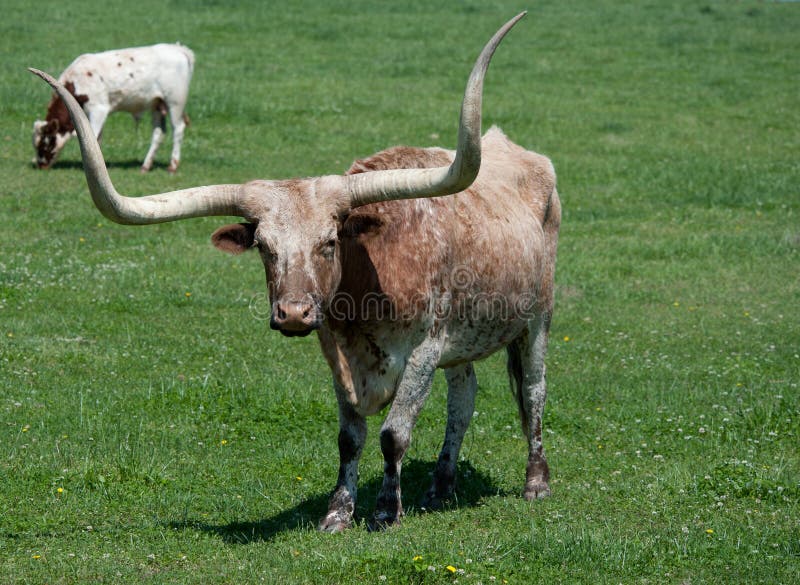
[
  {"xmin": 371, "ymin": 340, "xmax": 440, "ymax": 530},
  {"xmin": 319, "ymin": 396, "xmax": 366, "ymax": 533}
]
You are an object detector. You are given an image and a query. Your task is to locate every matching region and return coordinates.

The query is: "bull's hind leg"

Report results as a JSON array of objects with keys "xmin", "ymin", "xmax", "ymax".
[
  {"xmin": 507, "ymin": 312, "xmax": 552, "ymax": 500},
  {"xmin": 421, "ymin": 362, "xmax": 478, "ymax": 509},
  {"xmin": 319, "ymin": 394, "xmax": 366, "ymax": 533}
]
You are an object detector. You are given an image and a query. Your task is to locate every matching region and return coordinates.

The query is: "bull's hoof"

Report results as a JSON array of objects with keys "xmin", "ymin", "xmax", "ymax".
[
  {"xmin": 367, "ymin": 510, "xmax": 402, "ymax": 532},
  {"xmin": 167, "ymin": 160, "xmax": 179, "ymax": 174},
  {"xmin": 139, "ymin": 165, "xmax": 151, "ymax": 174},
  {"xmin": 420, "ymin": 487, "xmax": 453, "ymax": 511},
  {"xmin": 523, "ymin": 480, "xmax": 551, "ymax": 500}
]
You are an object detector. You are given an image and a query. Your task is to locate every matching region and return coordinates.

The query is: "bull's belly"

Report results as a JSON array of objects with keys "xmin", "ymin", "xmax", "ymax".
[
  {"xmin": 320, "ymin": 313, "xmax": 530, "ymax": 416},
  {"xmin": 438, "ymin": 317, "xmax": 528, "ymax": 368}
]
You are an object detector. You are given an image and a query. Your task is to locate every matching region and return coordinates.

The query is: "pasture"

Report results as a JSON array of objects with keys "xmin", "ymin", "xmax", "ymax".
[{"xmin": 1, "ymin": 0, "xmax": 798, "ymax": 582}]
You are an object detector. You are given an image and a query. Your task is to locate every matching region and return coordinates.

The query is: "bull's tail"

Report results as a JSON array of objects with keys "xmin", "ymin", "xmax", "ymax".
[{"xmin": 506, "ymin": 337, "xmax": 531, "ymax": 437}]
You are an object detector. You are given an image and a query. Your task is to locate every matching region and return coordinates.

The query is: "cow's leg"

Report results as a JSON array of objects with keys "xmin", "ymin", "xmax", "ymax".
[
  {"xmin": 421, "ymin": 362, "xmax": 477, "ymax": 509},
  {"xmin": 166, "ymin": 107, "xmax": 187, "ymax": 173},
  {"xmin": 371, "ymin": 340, "xmax": 440, "ymax": 530},
  {"xmin": 319, "ymin": 394, "xmax": 366, "ymax": 533},
  {"xmin": 86, "ymin": 107, "xmax": 109, "ymax": 141},
  {"xmin": 507, "ymin": 312, "xmax": 552, "ymax": 500},
  {"xmin": 141, "ymin": 106, "xmax": 166, "ymax": 173}
]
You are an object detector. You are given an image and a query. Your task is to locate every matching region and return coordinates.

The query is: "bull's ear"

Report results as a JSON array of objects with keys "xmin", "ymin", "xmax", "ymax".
[{"xmin": 211, "ymin": 223, "xmax": 256, "ymax": 255}]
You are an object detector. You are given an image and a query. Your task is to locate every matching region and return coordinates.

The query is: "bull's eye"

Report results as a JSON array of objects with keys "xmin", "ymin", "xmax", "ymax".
[
  {"xmin": 319, "ymin": 238, "xmax": 336, "ymax": 259},
  {"xmin": 253, "ymin": 239, "xmax": 275, "ymax": 259}
]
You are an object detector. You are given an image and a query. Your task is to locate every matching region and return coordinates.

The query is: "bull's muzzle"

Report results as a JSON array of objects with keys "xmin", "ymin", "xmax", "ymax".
[{"xmin": 270, "ymin": 300, "xmax": 321, "ymax": 337}]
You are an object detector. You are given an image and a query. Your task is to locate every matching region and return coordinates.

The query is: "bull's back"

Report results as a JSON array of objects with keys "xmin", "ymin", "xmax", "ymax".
[{"xmin": 340, "ymin": 127, "xmax": 558, "ymax": 364}]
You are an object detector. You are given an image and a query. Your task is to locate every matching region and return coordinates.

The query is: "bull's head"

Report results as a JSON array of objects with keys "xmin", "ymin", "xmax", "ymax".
[{"xmin": 29, "ymin": 13, "xmax": 524, "ymax": 337}]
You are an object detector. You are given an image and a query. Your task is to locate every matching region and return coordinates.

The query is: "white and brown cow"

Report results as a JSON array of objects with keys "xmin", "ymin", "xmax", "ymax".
[
  {"xmin": 32, "ymin": 43, "xmax": 194, "ymax": 173},
  {"xmin": 30, "ymin": 13, "xmax": 561, "ymax": 531}
]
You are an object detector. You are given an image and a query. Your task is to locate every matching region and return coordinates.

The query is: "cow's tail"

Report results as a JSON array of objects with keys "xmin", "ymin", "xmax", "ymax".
[
  {"xmin": 506, "ymin": 337, "xmax": 531, "ymax": 437},
  {"xmin": 176, "ymin": 43, "xmax": 196, "ymax": 76},
  {"xmin": 175, "ymin": 43, "xmax": 194, "ymax": 127}
]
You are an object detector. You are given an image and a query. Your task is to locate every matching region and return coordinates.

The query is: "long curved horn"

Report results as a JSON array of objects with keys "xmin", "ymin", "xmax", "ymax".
[
  {"xmin": 28, "ymin": 68, "xmax": 244, "ymax": 225},
  {"xmin": 345, "ymin": 11, "xmax": 526, "ymax": 209}
]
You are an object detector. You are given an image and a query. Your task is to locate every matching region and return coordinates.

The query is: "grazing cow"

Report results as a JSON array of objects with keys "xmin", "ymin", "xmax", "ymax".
[
  {"xmin": 32, "ymin": 43, "xmax": 194, "ymax": 173},
  {"xmin": 30, "ymin": 12, "xmax": 561, "ymax": 531}
]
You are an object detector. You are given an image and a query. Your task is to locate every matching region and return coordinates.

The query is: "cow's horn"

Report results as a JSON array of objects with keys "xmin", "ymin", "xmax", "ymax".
[
  {"xmin": 28, "ymin": 68, "xmax": 244, "ymax": 225},
  {"xmin": 345, "ymin": 12, "xmax": 526, "ymax": 209}
]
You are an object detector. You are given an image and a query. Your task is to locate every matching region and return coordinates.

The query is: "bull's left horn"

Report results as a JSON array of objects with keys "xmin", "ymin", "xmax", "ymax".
[
  {"xmin": 28, "ymin": 68, "xmax": 244, "ymax": 225},
  {"xmin": 344, "ymin": 12, "xmax": 526, "ymax": 208}
]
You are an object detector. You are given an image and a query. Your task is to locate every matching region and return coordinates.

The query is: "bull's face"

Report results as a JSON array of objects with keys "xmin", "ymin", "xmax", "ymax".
[
  {"xmin": 32, "ymin": 119, "xmax": 71, "ymax": 169},
  {"xmin": 211, "ymin": 179, "xmax": 347, "ymax": 337}
]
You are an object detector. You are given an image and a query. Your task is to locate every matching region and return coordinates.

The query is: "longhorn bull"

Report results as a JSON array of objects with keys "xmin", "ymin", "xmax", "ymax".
[{"xmin": 30, "ymin": 12, "xmax": 561, "ymax": 531}]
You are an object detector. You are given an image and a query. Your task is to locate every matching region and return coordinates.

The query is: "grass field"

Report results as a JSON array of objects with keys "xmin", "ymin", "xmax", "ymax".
[{"xmin": 1, "ymin": 0, "xmax": 798, "ymax": 583}]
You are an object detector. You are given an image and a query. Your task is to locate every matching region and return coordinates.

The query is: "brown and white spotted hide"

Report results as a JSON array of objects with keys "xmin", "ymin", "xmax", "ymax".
[
  {"xmin": 211, "ymin": 127, "xmax": 561, "ymax": 531},
  {"xmin": 32, "ymin": 43, "xmax": 194, "ymax": 172}
]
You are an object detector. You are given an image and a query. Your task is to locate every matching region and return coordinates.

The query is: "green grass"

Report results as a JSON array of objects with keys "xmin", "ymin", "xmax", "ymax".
[{"xmin": 1, "ymin": 0, "xmax": 799, "ymax": 583}]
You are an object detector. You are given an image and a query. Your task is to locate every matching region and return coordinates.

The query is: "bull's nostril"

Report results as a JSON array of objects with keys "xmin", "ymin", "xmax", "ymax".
[{"xmin": 276, "ymin": 306, "xmax": 287, "ymax": 320}]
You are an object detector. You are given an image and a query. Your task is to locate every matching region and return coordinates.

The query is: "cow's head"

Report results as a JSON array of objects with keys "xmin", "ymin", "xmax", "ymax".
[
  {"xmin": 32, "ymin": 118, "xmax": 72, "ymax": 169},
  {"xmin": 33, "ymin": 84, "xmax": 85, "ymax": 169},
  {"xmin": 28, "ymin": 13, "xmax": 525, "ymax": 336}
]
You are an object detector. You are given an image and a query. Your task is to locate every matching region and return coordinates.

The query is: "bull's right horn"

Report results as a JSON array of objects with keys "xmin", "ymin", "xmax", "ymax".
[
  {"xmin": 28, "ymin": 68, "xmax": 244, "ymax": 225},
  {"xmin": 344, "ymin": 12, "xmax": 526, "ymax": 208}
]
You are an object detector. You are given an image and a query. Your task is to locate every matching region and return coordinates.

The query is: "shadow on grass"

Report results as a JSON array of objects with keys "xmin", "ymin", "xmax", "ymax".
[
  {"xmin": 39, "ymin": 159, "xmax": 172, "ymax": 172},
  {"xmin": 169, "ymin": 459, "xmax": 508, "ymax": 544}
]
